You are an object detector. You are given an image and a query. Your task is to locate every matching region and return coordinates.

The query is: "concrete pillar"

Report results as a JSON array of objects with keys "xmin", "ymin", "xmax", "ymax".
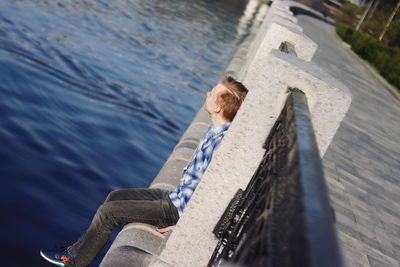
[{"xmin": 236, "ymin": 3, "xmax": 316, "ymax": 81}]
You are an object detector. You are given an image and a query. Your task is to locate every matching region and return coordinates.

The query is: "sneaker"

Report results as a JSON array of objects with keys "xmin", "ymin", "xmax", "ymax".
[{"xmin": 40, "ymin": 245, "xmax": 73, "ymax": 266}]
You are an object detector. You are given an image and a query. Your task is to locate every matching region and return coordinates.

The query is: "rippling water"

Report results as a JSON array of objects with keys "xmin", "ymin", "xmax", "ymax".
[{"xmin": 0, "ymin": 0, "xmax": 258, "ymax": 266}]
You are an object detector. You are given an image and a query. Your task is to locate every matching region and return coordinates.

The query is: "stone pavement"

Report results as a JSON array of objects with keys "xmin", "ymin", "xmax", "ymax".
[{"xmin": 295, "ymin": 11, "xmax": 400, "ymax": 267}]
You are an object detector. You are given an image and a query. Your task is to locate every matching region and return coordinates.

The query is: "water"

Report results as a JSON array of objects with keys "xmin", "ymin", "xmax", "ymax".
[{"xmin": 0, "ymin": 0, "xmax": 257, "ymax": 266}]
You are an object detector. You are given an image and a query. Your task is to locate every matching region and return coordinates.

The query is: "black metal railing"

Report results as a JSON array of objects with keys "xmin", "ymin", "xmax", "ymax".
[{"xmin": 208, "ymin": 88, "xmax": 342, "ymax": 267}]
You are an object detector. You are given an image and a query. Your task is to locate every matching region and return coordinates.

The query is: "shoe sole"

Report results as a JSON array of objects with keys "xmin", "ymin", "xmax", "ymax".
[{"xmin": 40, "ymin": 250, "xmax": 65, "ymax": 266}]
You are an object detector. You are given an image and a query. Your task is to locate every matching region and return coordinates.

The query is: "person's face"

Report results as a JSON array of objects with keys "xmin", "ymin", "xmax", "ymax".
[{"xmin": 204, "ymin": 83, "xmax": 227, "ymax": 115}]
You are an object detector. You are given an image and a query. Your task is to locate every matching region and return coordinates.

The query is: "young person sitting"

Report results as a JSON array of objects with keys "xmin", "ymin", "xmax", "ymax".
[{"xmin": 40, "ymin": 76, "xmax": 248, "ymax": 266}]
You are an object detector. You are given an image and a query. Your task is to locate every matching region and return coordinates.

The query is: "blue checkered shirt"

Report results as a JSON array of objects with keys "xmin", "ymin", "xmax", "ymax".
[{"xmin": 169, "ymin": 123, "xmax": 230, "ymax": 216}]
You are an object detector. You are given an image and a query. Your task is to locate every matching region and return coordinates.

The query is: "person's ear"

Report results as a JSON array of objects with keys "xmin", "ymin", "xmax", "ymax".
[{"xmin": 214, "ymin": 105, "xmax": 221, "ymax": 114}]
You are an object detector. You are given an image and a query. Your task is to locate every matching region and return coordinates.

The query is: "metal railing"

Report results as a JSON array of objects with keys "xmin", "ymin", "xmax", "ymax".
[{"xmin": 208, "ymin": 87, "xmax": 342, "ymax": 267}]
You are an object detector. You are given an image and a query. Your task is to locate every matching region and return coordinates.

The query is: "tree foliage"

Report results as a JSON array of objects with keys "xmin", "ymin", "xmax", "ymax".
[
  {"xmin": 337, "ymin": 23, "xmax": 400, "ymax": 91},
  {"xmin": 338, "ymin": 0, "xmax": 400, "ymax": 49},
  {"xmin": 339, "ymin": 2, "xmax": 363, "ymax": 26}
]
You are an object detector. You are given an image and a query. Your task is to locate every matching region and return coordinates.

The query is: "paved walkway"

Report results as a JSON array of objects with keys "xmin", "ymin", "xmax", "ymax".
[{"xmin": 295, "ymin": 13, "xmax": 400, "ymax": 267}]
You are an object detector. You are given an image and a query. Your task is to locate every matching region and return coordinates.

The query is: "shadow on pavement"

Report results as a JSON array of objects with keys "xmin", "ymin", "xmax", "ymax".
[{"xmin": 290, "ymin": 6, "xmax": 336, "ymax": 27}]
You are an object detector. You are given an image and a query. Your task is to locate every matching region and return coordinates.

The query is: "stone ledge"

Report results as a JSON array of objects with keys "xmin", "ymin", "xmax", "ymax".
[
  {"xmin": 100, "ymin": 223, "xmax": 164, "ymax": 267},
  {"xmin": 155, "ymin": 50, "xmax": 351, "ymax": 267}
]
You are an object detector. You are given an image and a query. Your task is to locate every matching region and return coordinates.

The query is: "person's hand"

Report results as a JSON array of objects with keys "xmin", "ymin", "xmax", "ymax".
[{"xmin": 157, "ymin": 225, "xmax": 175, "ymax": 235}]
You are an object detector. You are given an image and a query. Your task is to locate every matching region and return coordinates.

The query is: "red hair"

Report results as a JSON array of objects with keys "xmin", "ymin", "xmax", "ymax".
[{"xmin": 218, "ymin": 76, "xmax": 248, "ymax": 122}]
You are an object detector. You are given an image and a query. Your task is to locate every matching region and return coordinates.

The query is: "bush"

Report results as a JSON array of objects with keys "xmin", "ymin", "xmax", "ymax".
[
  {"xmin": 373, "ymin": 50, "xmax": 391, "ymax": 70},
  {"xmin": 336, "ymin": 23, "xmax": 353, "ymax": 42},
  {"xmin": 356, "ymin": 34, "xmax": 386, "ymax": 62},
  {"xmin": 336, "ymin": 23, "xmax": 400, "ymax": 92},
  {"xmin": 385, "ymin": 20, "xmax": 400, "ymax": 49},
  {"xmin": 381, "ymin": 56, "xmax": 400, "ymax": 88},
  {"xmin": 350, "ymin": 30, "xmax": 371, "ymax": 56}
]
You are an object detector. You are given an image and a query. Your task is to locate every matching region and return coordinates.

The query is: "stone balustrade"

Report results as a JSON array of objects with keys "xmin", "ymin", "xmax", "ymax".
[{"xmin": 101, "ymin": 1, "xmax": 352, "ymax": 266}]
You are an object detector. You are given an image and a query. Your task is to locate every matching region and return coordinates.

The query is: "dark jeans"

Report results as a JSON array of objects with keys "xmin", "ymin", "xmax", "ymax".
[{"xmin": 66, "ymin": 188, "xmax": 179, "ymax": 267}]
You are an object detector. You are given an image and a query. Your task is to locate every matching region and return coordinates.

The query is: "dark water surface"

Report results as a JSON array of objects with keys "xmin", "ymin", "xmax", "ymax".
[{"xmin": 0, "ymin": 0, "xmax": 256, "ymax": 266}]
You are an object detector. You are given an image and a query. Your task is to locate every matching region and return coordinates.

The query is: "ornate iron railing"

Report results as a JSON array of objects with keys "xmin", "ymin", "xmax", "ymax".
[{"xmin": 208, "ymin": 88, "xmax": 342, "ymax": 267}]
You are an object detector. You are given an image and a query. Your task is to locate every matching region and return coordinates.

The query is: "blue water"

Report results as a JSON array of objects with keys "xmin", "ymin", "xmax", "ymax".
[{"xmin": 0, "ymin": 0, "xmax": 255, "ymax": 266}]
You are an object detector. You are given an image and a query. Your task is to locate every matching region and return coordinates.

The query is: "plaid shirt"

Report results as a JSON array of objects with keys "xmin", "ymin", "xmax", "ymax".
[{"xmin": 169, "ymin": 123, "xmax": 230, "ymax": 216}]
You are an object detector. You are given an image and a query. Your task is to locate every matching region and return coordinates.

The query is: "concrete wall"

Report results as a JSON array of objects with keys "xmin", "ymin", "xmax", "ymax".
[{"xmin": 101, "ymin": 1, "xmax": 352, "ymax": 266}]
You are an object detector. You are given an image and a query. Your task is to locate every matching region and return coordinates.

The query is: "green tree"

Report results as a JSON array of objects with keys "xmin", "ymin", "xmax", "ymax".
[
  {"xmin": 355, "ymin": 0, "xmax": 400, "ymax": 48},
  {"xmin": 384, "ymin": 19, "xmax": 400, "ymax": 48},
  {"xmin": 341, "ymin": 2, "xmax": 362, "ymax": 26}
]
